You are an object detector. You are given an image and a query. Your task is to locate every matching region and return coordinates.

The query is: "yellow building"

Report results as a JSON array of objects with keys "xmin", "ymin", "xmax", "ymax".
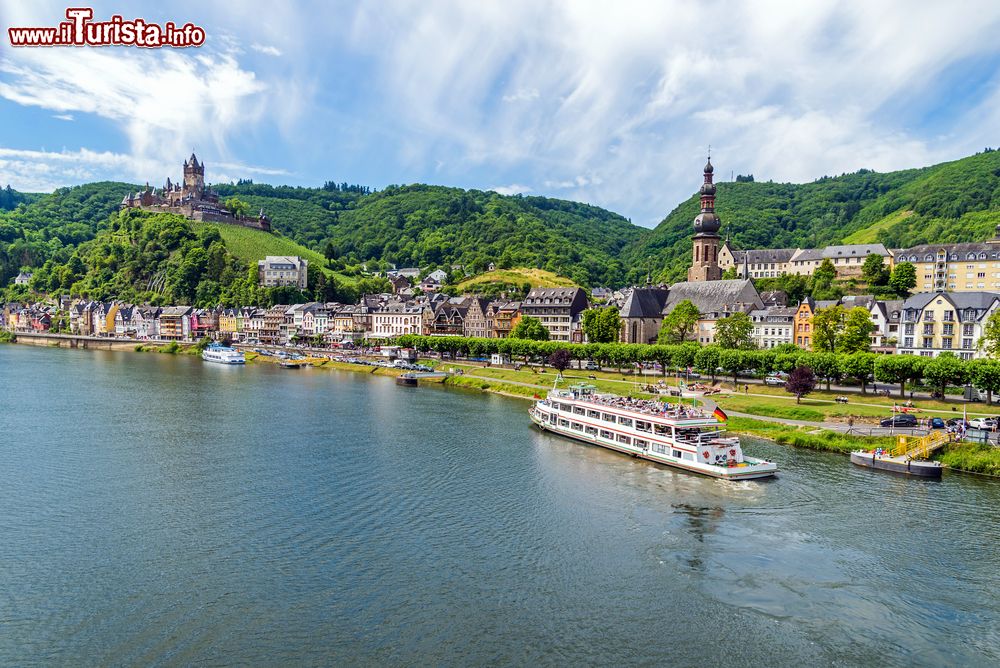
[
  {"xmin": 897, "ymin": 292, "xmax": 1000, "ymax": 360},
  {"xmin": 894, "ymin": 231, "xmax": 1000, "ymax": 293}
]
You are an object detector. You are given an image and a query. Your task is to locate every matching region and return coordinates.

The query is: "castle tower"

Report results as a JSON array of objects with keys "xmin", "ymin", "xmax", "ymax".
[
  {"xmin": 687, "ymin": 156, "xmax": 723, "ymax": 282},
  {"xmin": 183, "ymin": 152, "xmax": 205, "ymax": 199}
]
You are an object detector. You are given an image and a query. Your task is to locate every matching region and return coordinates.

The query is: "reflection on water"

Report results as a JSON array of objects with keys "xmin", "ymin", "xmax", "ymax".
[{"xmin": 1, "ymin": 344, "xmax": 998, "ymax": 666}]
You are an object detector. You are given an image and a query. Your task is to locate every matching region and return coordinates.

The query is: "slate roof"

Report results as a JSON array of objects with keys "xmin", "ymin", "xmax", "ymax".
[
  {"xmin": 661, "ymin": 279, "xmax": 763, "ymax": 314},
  {"xmin": 619, "ymin": 287, "xmax": 669, "ymax": 318},
  {"xmin": 731, "ymin": 248, "xmax": 797, "ymax": 264},
  {"xmin": 893, "ymin": 242, "xmax": 1000, "ymax": 261},
  {"xmin": 791, "ymin": 244, "xmax": 888, "ymax": 262}
]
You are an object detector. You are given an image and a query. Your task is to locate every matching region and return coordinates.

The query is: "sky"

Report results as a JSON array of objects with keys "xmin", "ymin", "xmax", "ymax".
[{"xmin": 2, "ymin": 1, "xmax": 1000, "ymax": 227}]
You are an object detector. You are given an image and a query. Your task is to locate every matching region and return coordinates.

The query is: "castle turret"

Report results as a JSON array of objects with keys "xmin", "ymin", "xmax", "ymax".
[
  {"xmin": 183, "ymin": 152, "xmax": 205, "ymax": 199},
  {"xmin": 688, "ymin": 156, "xmax": 723, "ymax": 282}
]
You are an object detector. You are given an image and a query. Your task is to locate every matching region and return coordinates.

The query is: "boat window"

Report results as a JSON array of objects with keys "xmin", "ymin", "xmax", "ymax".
[
  {"xmin": 571, "ymin": 422, "xmax": 583, "ymax": 431},
  {"xmin": 602, "ymin": 413, "xmax": 615, "ymax": 422},
  {"xmin": 652, "ymin": 443, "xmax": 668, "ymax": 455},
  {"xmin": 683, "ymin": 452, "xmax": 695, "ymax": 461},
  {"xmin": 634, "ymin": 439, "xmax": 648, "ymax": 449},
  {"xmin": 573, "ymin": 406, "xmax": 585, "ymax": 415},
  {"xmin": 616, "ymin": 434, "xmax": 631, "ymax": 444},
  {"xmin": 654, "ymin": 424, "xmax": 669, "ymax": 435},
  {"xmin": 559, "ymin": 419, "xmax": 569, "ymax": 427},
  {"xmin": 618, "ymin": 417, "xmax": 633, "ymax": 427},
  {"xmin": 549, "ymin": 414, "xmax": 557, "ymax": 424},
  {"xmin": 585, "ymin": 426, "xmax": 598, "ymax": 436},
  {"xmin": 587, "ymin": 410, "xmax": 601, "ymax": 419},
  {"xmin": 672, "ymin": 449, "xmax": 682, "ymax": 458},
  {"xmin": 600, "ymin": 430, "xmax": 613, "ymax": 439},
  {"xmin": 635, "ymin": 420, "xmax": 651, "ymax": 432}
]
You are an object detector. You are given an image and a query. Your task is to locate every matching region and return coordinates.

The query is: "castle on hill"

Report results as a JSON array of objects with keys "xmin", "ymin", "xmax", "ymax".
[{"xmin": 121, "ymin": 153, "xmax": 271, "ymax": 232}]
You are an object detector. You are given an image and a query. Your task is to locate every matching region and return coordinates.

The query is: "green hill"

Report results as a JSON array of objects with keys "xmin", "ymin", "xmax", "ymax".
[
  {"xmin": 188, "ymin": 222, "xmax": 355, "ymax": 285},
  {"xmin": 624, "ymin": 149, "xmax": 1000, "ymax": 282},
  {"xmin": 5, "ymin": 148, "xmax": 1000, "ymax": 295},
  {"xmin": 213, "ymin": 182, "xmax": 643, "ymax": 287},
  {"xmin": 455, "ymin": 268, "xmax": 578, "ymax": 291}
]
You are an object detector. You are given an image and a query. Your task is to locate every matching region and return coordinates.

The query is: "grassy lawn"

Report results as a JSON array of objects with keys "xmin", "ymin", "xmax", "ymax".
[
  {"xmin": 455, "ymin": 268, "xmax": 578, "ymax": 291},
  {"xmin": 727, "ymin": 416, "xmax": 895, "ymax": 454},
  {"xmin": 191, "ymin": 222, "xmax": 357, "ymax": 284}
]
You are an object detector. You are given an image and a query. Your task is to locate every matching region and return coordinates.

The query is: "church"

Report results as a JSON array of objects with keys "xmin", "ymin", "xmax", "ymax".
[
  {"xmin": 121, "ymin": 153, "xmax": 271, "ymax": 232},
  {"xmin": 617, "ymin": 157, "xmax": 763, "ymax": 344}
]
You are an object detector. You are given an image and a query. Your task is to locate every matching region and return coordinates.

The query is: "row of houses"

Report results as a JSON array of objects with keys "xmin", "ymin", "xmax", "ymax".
[
  {"xmin": 0, "ymin": 287, "xmax": 592, "ymax": 346},
  {"xmin": 718, "ymin": 226, "xmax": 1000, "ymax": 292},
  {"xmin": 614, "ymin": 278, "xmax": 1000, "ymax": 359}
]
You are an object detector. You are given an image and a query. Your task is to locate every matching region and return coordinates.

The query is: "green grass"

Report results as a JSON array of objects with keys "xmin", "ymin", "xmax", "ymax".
[
  {"xmin": 455, "ymin": 267, "xmax": 578, "ymax": 291},
  {"xmin": 190, "ymin": 222, "xmax": 356, "ymax": 285},
  {"xmin": 935, "ymin": 442, "xmax": 1000, "ymax": 476},
  {"xmin": 727, "ymin": 416, "xmax": 895, "ymax": 454},
  {"xmin": 841, "ymin": 209, "xmax": 914, "ymax": 244}
]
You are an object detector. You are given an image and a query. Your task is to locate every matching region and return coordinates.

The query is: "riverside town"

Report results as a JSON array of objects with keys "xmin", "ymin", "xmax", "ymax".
[{"xmin": 4, "ymin": 4, "xmax": 1000, "ymax": 666}]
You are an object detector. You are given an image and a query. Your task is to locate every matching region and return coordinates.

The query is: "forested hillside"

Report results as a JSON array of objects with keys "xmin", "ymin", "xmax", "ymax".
[
  {"xmin": 625, "ymin": 149, "xmax": 1000, "ymax": 282},
  {"xmin": 0, "ymin": 180, "xmax": 641, "ymax": 289},
  {"xmin": 4, "ymin": 148, "xmax": 1000, "ymax": 294}
]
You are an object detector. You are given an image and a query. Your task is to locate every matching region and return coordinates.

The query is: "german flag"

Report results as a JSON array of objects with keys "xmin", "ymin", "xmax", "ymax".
[{"xmin": 713, "ymin": 406, "xmax": 728, "ymax": 422}]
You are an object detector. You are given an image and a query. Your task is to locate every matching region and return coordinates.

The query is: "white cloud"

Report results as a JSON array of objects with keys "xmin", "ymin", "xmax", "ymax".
[
  {"xmin": 502, "ymin": 88, "xmax": 539, "ymax": 103},
  {"xmin": 251, "ymin": 43, "xmax": 283, "ymax": 57},
  {"xmin": 348, "ymin": 0, "xmax": 1000, "ymax": 225},
  {"xmin": 490, "ymin": 183, "xmax": 532, "ymax": 195},
  {"xmin": 0, "ymin": 2, "xmax": 278, "ymax": 190}
]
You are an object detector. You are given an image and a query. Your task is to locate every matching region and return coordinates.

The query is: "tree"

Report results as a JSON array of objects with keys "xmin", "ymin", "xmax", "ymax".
[
  {"xmin": 968, "ymin": 358, "xmax": 1000, "ymax": 404},
  {"xmin": 922, "ymin": 353, "xmax": 967, "ymax": 399},
  {"xmin": 888, "ymin": 262, "xmax": 917, "ymax": 297},
  {"xmin": 719, "ymin": 349, "xmax": 749, "ymax": 387},
  {"xmin": 694, "ymin": 345, "xmax": 721, "ymax": 383},
  {"xmin": 874, "ymin": 354, "xmax": 926, "ymax": 399},
  {"xmin": 223, "ymin": 197, "xmax": 250, "ymax": 217},
  {"xmin": 810, "ymin": 259, "xmax": 841, "ymax": 300},
  {"xmin": 837, "ymin": 307, "xmax": 874, "ymax": 354},
  {"xmin": 811, "ymin": 304, "xmax": 845, "ymax": 352},
  {"xmin": 658, "ymin": 299, "xmax": 700, "ymax": 344},
  {"xmin": 721, "ymin": 266, "xmax": 738, "ymax": 279},
  {"xmin": 511, "ymin": 316, "xmax": 549, "ymax": 341},
  {"xmin": 861, "ymin": 253, "xmax": 889, "ymax": 286},
  {"xmin": 785, "ymin": 366, "xmax": 816, "ymax": 403},
  {"xmin": 714, "ymin": 312, "xmax": 755, "ymax": 350},
  {"xmin": 979, "ymin": 309, "xmax": 1000, "ymax": 358},
  {"xmin": 840, "ymin": 352, "xmax": 876, "ymax": 393},
  {"xmin": 804, "ymin": 352, "xmax": 841, "ymax": 390},
  {"xmin": 548, "ymin": 348, "xmax": 572, "ymax": 378},
  {"xmin": 581, "ymin": 306, "xmax": 621, "ymax": 343}
]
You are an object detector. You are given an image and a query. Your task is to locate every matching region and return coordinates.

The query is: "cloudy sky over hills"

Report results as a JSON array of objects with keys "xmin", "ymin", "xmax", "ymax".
[{"xmin": 2, "ymin": 0, "xmax": 1000, "ymax": 225}]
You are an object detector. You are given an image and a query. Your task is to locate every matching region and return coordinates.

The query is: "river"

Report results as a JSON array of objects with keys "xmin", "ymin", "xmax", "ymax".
[{"xmin": 1, "ymin": 344, "xmax": 998, "ymax": 666}]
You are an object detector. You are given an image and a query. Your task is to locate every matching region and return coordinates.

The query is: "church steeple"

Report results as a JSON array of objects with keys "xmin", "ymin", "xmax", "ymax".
[{"xmin": 687, "ymin": 153, "xmax": 723, "ymax": 282}]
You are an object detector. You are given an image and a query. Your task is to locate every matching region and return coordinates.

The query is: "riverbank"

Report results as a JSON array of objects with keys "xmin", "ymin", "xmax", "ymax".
[{"xmin": 8, "ymin": 337, "xmax": 999, "ymax": 475}]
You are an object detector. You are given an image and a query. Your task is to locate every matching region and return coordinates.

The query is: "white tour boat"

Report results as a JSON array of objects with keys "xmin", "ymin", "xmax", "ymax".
[
  {"xmin": 529, "ymin": 383, "xmax": 777, "ymax": 480},
  {"xmin": 201, "ymin": 343, "xmax": 246, "ymax": 365}
]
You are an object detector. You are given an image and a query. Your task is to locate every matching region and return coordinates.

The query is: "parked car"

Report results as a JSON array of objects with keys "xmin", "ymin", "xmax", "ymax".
[
  {"xmin": 764, "ymin": 374, "xmax": 786, "ymax": 386},
  {"xmin": 968, "ymin": 417, "xmax": 997, "ymax": 430},
  {"xmin": 929, "ymin": 417, "xmax": 946, "ymax": 429},
  {"xmin": 880, "ymin": 414, "xmax": 918, "ymax": 428},
  {"xmin": 947, "ymin": 418, "xmax": 970, "ymax": 429},
  {"xmin": 585, "ymin": 361, "xmax": 600, "ymax": 371}
]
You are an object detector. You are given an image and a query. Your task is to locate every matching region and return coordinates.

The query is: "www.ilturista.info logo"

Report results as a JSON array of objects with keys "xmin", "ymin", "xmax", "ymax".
[{"xmin": 8, "ymin": 8, "xmax": 206, "ymax": 48}]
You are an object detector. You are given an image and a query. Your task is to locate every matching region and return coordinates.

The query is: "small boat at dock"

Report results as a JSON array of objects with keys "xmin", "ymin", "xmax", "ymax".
[
  {"xmin": 396, "ymin": 374, "xmax": 418, "ymax": 386},
  {"xmin": 279, "ymin": 360, "xmax": 303, "ymax": 369},
  {"xmin": 850, "ymin": 430, "xmax": 949, "ymax": 479}
]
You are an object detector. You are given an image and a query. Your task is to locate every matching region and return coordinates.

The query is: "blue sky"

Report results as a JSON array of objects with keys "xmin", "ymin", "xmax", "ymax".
[{"xmin": 3, "ymin": 0, "xmax": 1000, "ymax": 226}]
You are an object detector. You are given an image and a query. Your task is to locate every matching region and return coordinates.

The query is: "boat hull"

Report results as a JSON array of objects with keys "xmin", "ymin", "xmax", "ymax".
[
  {"xmin": 850, "ymin": 451, "xmax": 943, "ymax": 479},
  {"xmin": 530, "ymin": 409, "xmax": 776, "ymax": 480}
]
